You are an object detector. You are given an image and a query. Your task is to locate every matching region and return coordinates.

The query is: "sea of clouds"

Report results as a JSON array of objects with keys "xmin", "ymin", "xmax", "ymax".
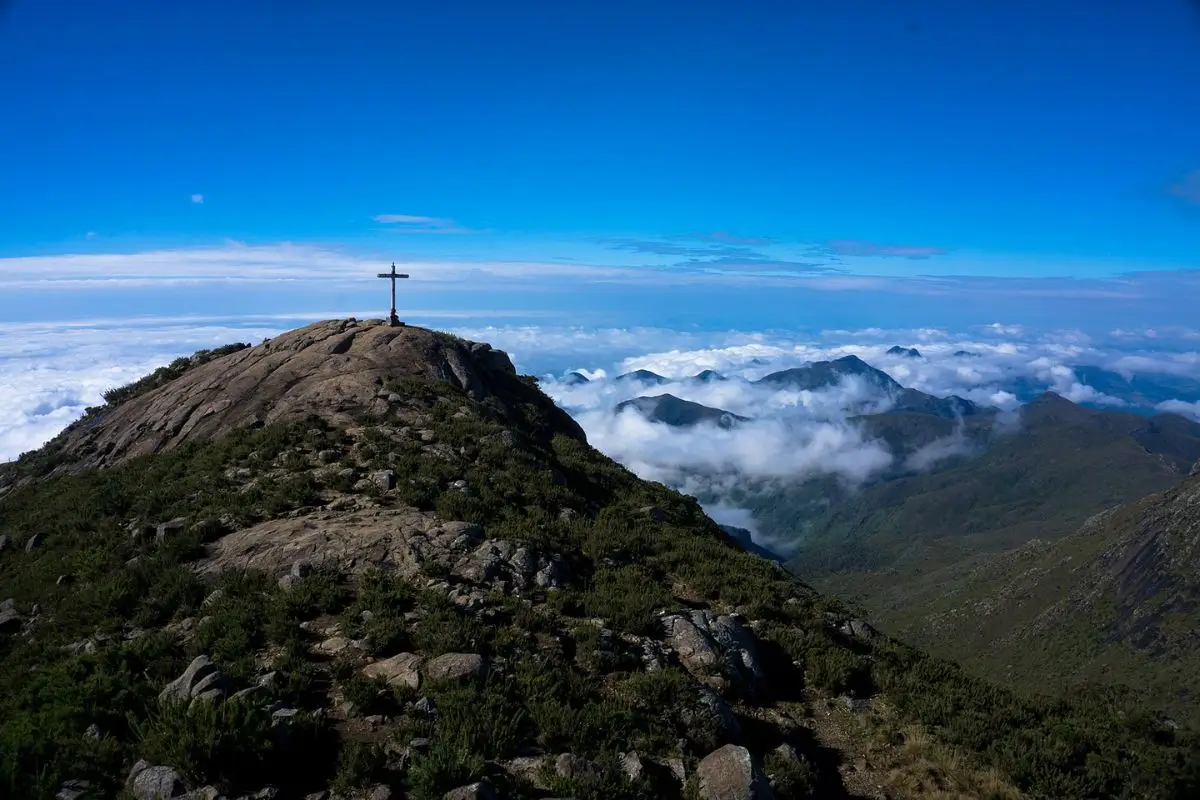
[{"xmin": 4, "ymin": 316, "xmax": 1200, "ymax": 555}]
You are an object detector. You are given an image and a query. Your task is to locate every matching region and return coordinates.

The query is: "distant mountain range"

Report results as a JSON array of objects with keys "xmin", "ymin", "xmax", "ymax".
[{"xmin": 736, "ymin": 391, "xmax": 1200, "ymax": 723}]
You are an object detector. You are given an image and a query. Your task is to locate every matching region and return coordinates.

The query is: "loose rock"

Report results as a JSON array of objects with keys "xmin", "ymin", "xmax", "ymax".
[
  {"xmin": 696, "ymin": 745, "xmax": 775, "ymax": 800},
  {"xmin": 424, "ymin": 652, "xmax": 485, "ymax": 683},
  {"xmin": 125, "ymin": 760, "xmax": 190, "ymax": 800},
  {"xmin": 362, "ymin": 652, "xmax": 423, "ymax": 689}
]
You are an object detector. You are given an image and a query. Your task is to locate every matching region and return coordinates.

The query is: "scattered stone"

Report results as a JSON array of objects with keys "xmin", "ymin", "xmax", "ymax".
[
  {"xmin": 414, "ymin": 696, "xmax": 438, "ymax": 717},
  {"xmin": 84, "ymin": 723, "xmax": 101, "ymax": 739},
  {"xmin": 424, "ymin": 652, "xmax": 485, "ymax": 683},
  {"xmin": 558, "ymin": 508, "xmax": 578, "ymax": 522},
  {"xmin": 661, "ymin": 611, "xmax": 767, "ymax": 699},
  {"xmin": 201, "ymin": 589, "xmax": 225, "ymax": 609},
  {"xmin": 367, "ymin": 470, "xmax": 395, "ymax": 491},
  {"xmin": 362, "ymin": 652, "xmax": 423, "ymax": 689},
  {"xmin": 0, "ymin": 534, "xmax": 8, "ymax": 552},
  {"xmin": 449, "ymin": 479, "xmax": 469, "ymax": 492},
  {"xmin": 290, "ymin": 559, "xmax": 313, "ymax": 579},
  {"xmin": 317, "ymin": 449, "xmax": 339, "ymax": 463},
  {"xmin": 25, "ymin": 533, "xmax": 43, "ymax": 551},
  {"xmin": 620, "ymin": 751, "xmax": 645, "ymax": 782},
  {"xmin": 63, "ymin": 639, "xmax": 96, "ymax": 655},
  {"xmin": 56, "ymin": 779, "xmax": 93, "ymax": 800},
  {"xmin": 191, "ymin": 788, "xmax": 221, "ymax": 800},
  {"xmin": 0, "ymin": 598, "xmax": 22, "ymax": 634},
  {"xmin": 160, "ymin": 655, "xmax": 231, "ymax": 706},
  {"xmin": 666, "ymin": 758, "xmax": 687, "ymax": 784},
  {"xmin": 125, "ymin": 760, "xmax": 190, "ymax": 800},
  {"xmin": 555, "ymin": 752, "xmax": 601, "ymax": 779},
  {"xmin": 57, "ymin": 574, "xmax": 73, "ymax": 586},
  {"xmin": 315, "ymin": 636, "xmax": 354, "ymax": 655},
  {"xmin": 682, "ymin": 687, "xmax": 742, "ymax": 750},
  {"xmin": 442, "ymin": 783, "xmax": 497, "ymax": 800},
  {"xmin": 365, "ymin": 786, "xmax": 392, "ymax": 800},
  {"xmin": 696, "ymin": 744, "xmax": 775, "ymax": 800},
  {"xmin": 419, "ymin": 430, "xmax": 436, "ymax": 443},
  {"xmin": 155, "ymin": 518, "xmax": 187, "ymax": 542},
  {"xmin": 838, "ymin": 618, "xmax": 879, "ymax": 643}
]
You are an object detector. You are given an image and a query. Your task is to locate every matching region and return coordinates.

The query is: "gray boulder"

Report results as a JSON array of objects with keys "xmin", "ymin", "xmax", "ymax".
[
  {"xmin": 362, "ymin": 652, "xmax": 423, "ymax": 689},
  {"xmin": 160, "ymin": 655, "xmax": 231, "ymax": 705},
  {"xmin": 555, "ymin": 752, "xmax": 600, "ymax": 779},
  {"xmin": 56, "ymin": 779, "xmax": 93, "ymax": 800},
  {"xmin": 442, "ymin": 783, "xmax": 497, "ymax": 800},
  {"xmin": 126, "ymin": 760, "xmax": 191, "ymax": 800},
  {"xmin": 25, "ymin": 533, "xmax": 43, "ymax": 551},
  {"xmin": 155, "ymin": 518, "xmax": 187, "ymax": 542},
  {"xmin": 0, "ymin": 598, "xmax": 21, "ymax": 634},
  {"xmin": 423, "ymin": 653, "xmax": 485, "ymax": 683},
  {"xmin": 681, "ymin": 686, "xmax": 742, "ymax": 750},
  {"xmin": 697, "ymin": 745, "xmax": 775, "ymax": 800},
  {"xmin": 661, "ymin": 611, "xmax": 767, "ymax": 699}
]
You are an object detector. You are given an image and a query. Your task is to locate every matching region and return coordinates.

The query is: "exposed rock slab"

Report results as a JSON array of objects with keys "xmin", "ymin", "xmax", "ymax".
[
  {"xmin": 49, "ymin": 319, "xmax": 584, "ymax": 470},
  {"xmin": 697, "ymin": 745, "xmax": 775, "ymax": 800},
  {"xmin": 195, "ymin": 509, "xmax": 482, "ymax": 581}
]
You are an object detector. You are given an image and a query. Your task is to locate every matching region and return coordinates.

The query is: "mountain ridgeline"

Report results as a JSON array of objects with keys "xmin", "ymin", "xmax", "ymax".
[{"xmin": 1, "ymin": 319, "xmax": 1198, "ymax": 800}]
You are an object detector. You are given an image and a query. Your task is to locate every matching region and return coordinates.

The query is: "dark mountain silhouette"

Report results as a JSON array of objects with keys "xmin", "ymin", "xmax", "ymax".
[
  {"xmin": 754, "ymin": 355, "xmax": 902, "ymax": 393},
  {"xmin": 615, "ymin": 393, "xmax": 748, "ymax": 429},
  {"xmin": 613, "ymin": 368, "xmax": 669, "ymax": 385},
  {"xmin": 887, "ymin": 346, "xmax": 922, "ymax": 359}
]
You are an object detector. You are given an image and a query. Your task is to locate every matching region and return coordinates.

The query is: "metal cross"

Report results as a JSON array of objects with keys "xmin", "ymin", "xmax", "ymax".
[{"xmin": 376, "ymin": 262, "xmax": 409, "ymax": 327}]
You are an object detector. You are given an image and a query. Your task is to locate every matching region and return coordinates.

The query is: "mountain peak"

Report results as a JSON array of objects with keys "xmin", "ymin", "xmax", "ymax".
[{"xmin": 37, "ymin": 318, "xmax": 582, "ymax": 472}]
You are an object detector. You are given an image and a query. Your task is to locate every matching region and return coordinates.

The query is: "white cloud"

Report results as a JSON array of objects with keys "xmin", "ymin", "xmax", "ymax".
[
  {"xmin": 1157, "ymin": 400, "xmax": 1200, "ymax": 420},
  {"xmin": 373, "ymin": 214, "xmax": 477, "ymax": 234},
  {"xmin": 191, "ymin": 194, "xmax": 204, "ymax": 204}
]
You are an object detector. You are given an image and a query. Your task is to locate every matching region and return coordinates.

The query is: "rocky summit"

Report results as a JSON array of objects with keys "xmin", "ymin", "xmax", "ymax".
[{"xmin": 0, "ymin": 320, "xmax": 1197, "ymax": 800}]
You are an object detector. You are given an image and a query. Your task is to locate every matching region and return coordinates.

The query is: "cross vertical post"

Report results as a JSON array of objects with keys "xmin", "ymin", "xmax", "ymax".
[{"xmin": 376, "ymin": 262, "xmax": 410, "ymax": 327}]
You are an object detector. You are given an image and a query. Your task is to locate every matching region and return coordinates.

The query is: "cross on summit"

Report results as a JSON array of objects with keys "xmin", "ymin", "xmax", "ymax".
[{"xmin": 377, "ymin": 262, "xmax": 409, "ymax": 327}]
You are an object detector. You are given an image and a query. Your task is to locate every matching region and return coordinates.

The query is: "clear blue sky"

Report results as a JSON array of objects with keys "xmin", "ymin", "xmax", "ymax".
[{"xmin": 1, "ymin": 0, "xmax": 1199, "ymax": 331}]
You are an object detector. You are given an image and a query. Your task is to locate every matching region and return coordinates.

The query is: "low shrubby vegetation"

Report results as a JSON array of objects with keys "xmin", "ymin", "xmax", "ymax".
[{"xmin": 0, "ymin": 359, "xmax": 1197, "ymax": 799}]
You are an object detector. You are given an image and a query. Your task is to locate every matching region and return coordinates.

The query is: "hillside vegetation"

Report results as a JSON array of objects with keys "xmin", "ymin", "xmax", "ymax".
[{"xmin": 0, "ymin": 320, "xmax": 1197, "ymax": 800}]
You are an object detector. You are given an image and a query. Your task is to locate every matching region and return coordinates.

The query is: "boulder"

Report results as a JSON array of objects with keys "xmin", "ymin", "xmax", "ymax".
[
  {"xmin": 661, "ymin": 611, "xmax": 767, "ymax": 699},
  {"xmin": 696, "ymin": 745, "xmax": 775, "ymax": 800},
  {"xmin": 0, "ymin": 598, "xmax": 21, "ymax": 634},
  {"xmin": 620, "ymin": 750, "xmax": 645, "ymax": 782},
  {"xmin": 25, "ymin": 533, "xmax": 43, "ymax": 551},
  {"xmin": 442, "ymin": 783, "xmax": 497, "ymax": 800},
  {"xmin": 554, "ymin": 752, "xmax": 600, "ymax": 779},
  {"xmin": 126, "ymin": 760, "xmax": 190, "ymax": 800},
  {"xmin": 681, "ymin": 686, "xmax": 742, "ymax": 750},
  {"xmin": 160, "ymin": 655, "xmax": 231, "ymax": 705},
  {"xmin": 424, "ymin": 653, "xmax": 485, "ymax": 683},
  {"xmin": 155, "ymin": 518, "xmax": 187, "ymax": 542},
  {"xmin": 362, "ymin": 652, "xmax": 423, "ymax": 689},
  {"xmin": 370, "ymin": 470, "xmax": 396, "ymax": 491},
  {"xmin": 56, "ymin": 779, "xmax": 93, "ymax": 800}
]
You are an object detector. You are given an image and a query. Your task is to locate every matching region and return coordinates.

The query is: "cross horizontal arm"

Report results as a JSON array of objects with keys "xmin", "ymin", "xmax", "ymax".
[{"xmin": 376, "ymin": 273, "xmax": 410, "ymax": 279}]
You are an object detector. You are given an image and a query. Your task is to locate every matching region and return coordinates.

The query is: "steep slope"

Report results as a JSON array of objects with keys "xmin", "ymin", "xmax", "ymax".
[
  {"xmin": 772, "ymin": 393, "xmax": 1200, "ymax": 578},
  {"xmin": 894, "ymin": 467, "xmax": 1200, "ymax": 726},
  {"xmin": 0, "ymin": 322, "xmax": 1195, "ymax": 800},
  {"xmin": 615, "ymin": 394, "xmax": 749, "ymax": 429}
]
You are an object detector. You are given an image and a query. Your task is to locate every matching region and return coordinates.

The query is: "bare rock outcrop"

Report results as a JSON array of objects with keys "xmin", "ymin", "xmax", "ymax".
[
  {"xmin": 696, "ymin": 745, "xmax": 775, "ymax": 800},
  {"xmin": 661, "ymin": 610, "xmax": 767, "ymax": 699},
  {"xmin": 50, "ymin": 319, "xmax": 584, "ymax": 471},
  {"xmin": 195, "ymin": 510, "xmax": 483, "ymax": 581}
]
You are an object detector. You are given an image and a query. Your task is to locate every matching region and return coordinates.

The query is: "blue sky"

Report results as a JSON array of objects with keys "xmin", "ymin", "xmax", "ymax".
[
  {"xmin": 2, "ymin": 0, "xmax": 1198, "ymax": 268},
  {"xmin": 3, "ymin": 1, "xmax": 1200, "ymax": 460}
]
